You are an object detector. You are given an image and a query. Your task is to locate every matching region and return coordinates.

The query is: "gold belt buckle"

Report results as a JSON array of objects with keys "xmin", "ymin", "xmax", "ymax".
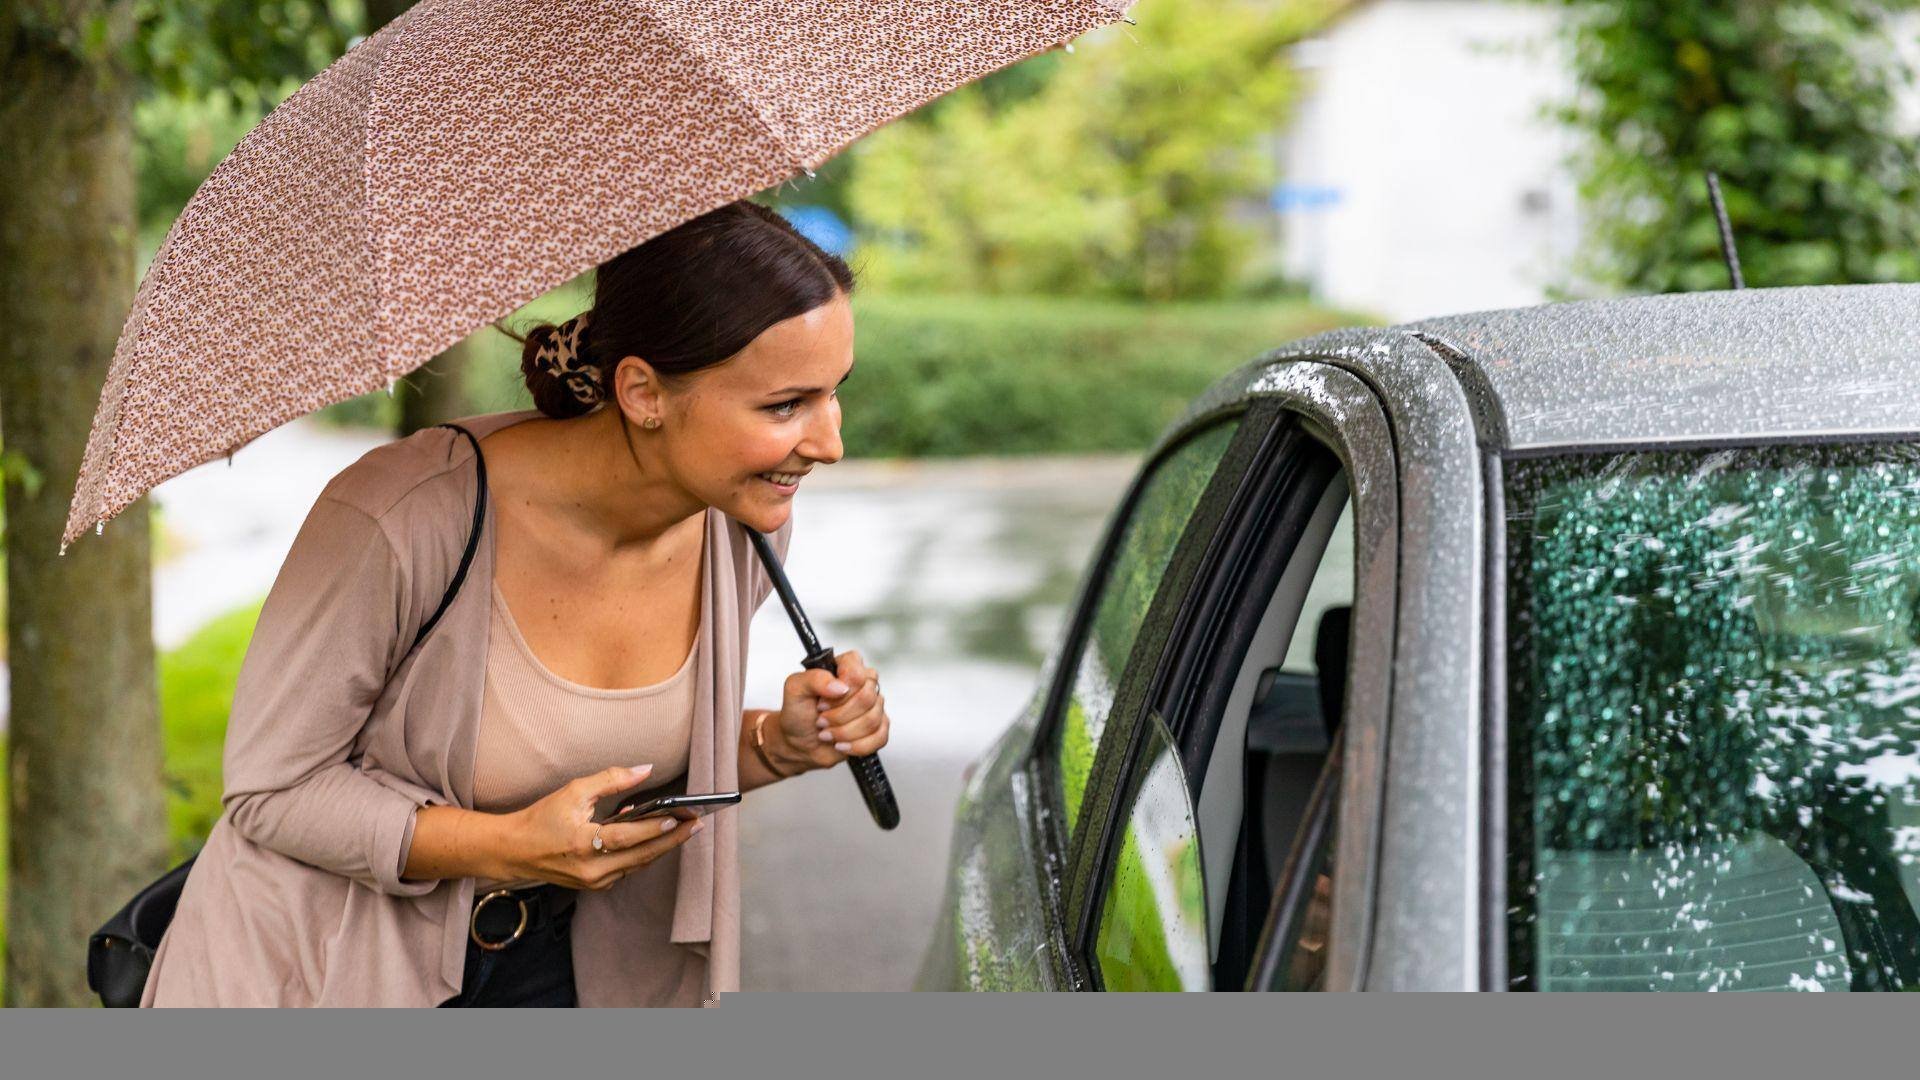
[{"xmin": 470, "ymin": 887, "xmax": 531, "ymax": 951}]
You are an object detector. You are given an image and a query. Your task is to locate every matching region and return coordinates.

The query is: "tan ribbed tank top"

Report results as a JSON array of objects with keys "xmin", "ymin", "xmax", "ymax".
[{"xmin": 473, "ymin": 577, "xmax": 697, "ymax": 891}]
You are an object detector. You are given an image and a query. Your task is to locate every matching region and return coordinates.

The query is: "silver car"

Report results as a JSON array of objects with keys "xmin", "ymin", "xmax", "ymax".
[{"xmin": 918, "ymin": 283, "xmax": 1920, "ymax": 992}]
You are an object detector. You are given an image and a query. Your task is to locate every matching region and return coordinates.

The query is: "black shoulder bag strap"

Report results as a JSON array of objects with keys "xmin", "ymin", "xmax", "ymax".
[{"xmin": 412, "ymin": 422, "xmax": 488, "ymax": 651}]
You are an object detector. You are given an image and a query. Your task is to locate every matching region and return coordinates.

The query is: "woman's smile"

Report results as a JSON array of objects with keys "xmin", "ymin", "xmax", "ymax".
[{"xmin": 757, "ymin": 469, "xmax": 808, "ymax": 495}]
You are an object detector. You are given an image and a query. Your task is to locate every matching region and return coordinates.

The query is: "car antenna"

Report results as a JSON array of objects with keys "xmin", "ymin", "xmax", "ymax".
[{"xmin": 1704, "ymin": 171, "xmax": 1744, "ymax": 289}]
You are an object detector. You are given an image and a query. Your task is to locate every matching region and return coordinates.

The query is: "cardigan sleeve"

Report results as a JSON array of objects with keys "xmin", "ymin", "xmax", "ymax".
[{"xmin": 219, "ymin": 493, "xmax": 438, "ymax": 897}]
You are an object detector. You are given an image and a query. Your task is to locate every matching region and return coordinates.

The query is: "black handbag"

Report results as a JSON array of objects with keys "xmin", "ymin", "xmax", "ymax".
[{"xmin": 86, "ymin": 422, "xmax": 489, "ymax": 1007}]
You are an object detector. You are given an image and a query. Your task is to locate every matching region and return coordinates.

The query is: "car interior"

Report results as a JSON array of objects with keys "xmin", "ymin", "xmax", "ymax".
[{"xmin": 1194, "ymin": 474, "xmax": 1353, "ymax": 989}]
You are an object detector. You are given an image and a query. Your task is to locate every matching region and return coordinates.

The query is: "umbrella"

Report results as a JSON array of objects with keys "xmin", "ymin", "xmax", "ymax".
[{"xmin": 62, "ymin": 0, "xmax": 1133, "ymax": 548}]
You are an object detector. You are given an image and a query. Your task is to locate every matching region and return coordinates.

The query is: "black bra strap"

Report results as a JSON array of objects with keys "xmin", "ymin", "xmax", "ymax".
[{"xmin": 412, "ymin": 423, "xmax": 488, "ymax": 651}]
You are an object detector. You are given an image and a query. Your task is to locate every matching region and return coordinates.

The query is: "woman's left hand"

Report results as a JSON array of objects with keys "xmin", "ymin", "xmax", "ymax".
[{"xmin": 771, "ymin": 649, "xmax": 890, "ymax": 773}]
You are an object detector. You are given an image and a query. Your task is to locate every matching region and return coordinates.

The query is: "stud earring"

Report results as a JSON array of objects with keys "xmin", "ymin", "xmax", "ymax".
[{"xmin": 643, "ymin": 417, "xmax": 661, "ymax": 430}]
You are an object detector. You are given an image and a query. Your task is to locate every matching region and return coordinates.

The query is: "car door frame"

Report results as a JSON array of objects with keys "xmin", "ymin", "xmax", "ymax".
[
  {"xmin": 1297, "ymin": 329, "xmax": 1490, "ymax": 990},
  {"xmin": 1224, "ymin": 361, "xmax": 1400, "ymax": 991},
  {"xmin": 1052, "ymin": 360, "xmax": 1402, "ymax": 991}
]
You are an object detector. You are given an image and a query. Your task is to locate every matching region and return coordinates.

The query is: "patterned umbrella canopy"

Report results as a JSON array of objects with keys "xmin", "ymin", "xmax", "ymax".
[{"xmin": 63, "ymin": 0, "xmax": 1130, "ymax": 548}]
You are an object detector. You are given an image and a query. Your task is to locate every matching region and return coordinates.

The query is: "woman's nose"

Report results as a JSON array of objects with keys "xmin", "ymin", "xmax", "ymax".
[{"xmin": 800, "ymin": 406, "xmax": 843, "ymax": 465}]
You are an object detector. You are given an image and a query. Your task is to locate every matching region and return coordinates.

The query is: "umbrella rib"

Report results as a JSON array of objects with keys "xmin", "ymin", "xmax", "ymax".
[{"xmin": 637, "ymin": 7, "xmax": 807, "ymax": 179}]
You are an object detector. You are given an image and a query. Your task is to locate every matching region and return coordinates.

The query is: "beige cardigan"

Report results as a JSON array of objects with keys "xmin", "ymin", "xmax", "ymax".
[{"xmin": 140, "ymin": 409, "xmax": 791, "ymax": 1007}]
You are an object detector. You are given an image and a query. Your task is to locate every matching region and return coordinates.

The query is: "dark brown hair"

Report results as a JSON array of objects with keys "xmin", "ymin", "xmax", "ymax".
[{"xmin": 505, "ymin": 200, "xmax": 856, "ymax": 419}]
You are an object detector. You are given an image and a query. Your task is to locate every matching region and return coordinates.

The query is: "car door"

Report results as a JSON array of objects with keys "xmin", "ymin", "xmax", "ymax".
[
  {"xmin": 1020, "ymin": 397, "xmax": 1274, "ymax": 989},
  {"xmin": 1033, "ymin": 361, "xmax": 1398, "ymax": 991}
]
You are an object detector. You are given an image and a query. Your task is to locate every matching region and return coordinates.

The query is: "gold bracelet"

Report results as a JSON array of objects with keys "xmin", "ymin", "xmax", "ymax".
[{"xmin": 752, "ymin": 711, "xmax": 799, "ymax": 779}]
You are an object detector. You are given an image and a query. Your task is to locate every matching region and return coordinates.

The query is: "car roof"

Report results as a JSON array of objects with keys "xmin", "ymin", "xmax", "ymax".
[{"xmin": 1234, "ymin": 283, "xmax": 1920, "ymax": 454}]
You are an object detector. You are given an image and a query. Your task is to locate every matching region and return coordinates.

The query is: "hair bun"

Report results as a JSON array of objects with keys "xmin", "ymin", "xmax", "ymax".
[{"xmin": 517, "ymin": 312, "xmax": 601, "ymax": 419}]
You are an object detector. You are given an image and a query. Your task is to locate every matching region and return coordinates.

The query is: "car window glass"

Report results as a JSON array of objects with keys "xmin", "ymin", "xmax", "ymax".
[
  {"xmin": 1507, "ymin": 443, "xmax": 1920, "ymax": 992},
  {"xmin": 1052, "ymin": 421, "xmax": 1240, "ymax": 842},
  {"xmin": 1094, "ymin": 716, "xmax": 1210, "ymax": 990}
]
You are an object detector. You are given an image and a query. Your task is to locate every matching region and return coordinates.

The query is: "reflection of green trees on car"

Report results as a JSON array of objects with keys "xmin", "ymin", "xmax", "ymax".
[
  {"xmin": 1096, "ymin": 722, "xmax": 1209, "ymax": 991},
  {"xmin": 1520, "ymin": 447, "xmax": 1920, "ymax": 847},
  {"xmin": 1059, "ymin": 698, "xmax": 1095, "ymax": 829},
  {"xmin": 1087, "ymin": 424, "xmax": 1237, "ymax": 677},
  {"xmin": 1053, "ymin": 423, "xmax": 1238, "ymax": 842}
]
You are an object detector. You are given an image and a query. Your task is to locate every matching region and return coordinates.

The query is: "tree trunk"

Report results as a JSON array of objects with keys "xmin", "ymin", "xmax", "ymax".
[{"xmin": 0, "ymin": 4, "xmax": 166, "ymax": 1007}]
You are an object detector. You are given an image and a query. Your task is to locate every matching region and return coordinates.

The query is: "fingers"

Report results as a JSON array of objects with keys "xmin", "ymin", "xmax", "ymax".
[
  {"xmin": 580, "ymin": 817, "xmax": 702, "ymax": 890},
  {"xmin": 817, "ymin": 672, "xmax": 878, "ymax": 727},
  {"xmin": 581, "ymin": 763, "xmax": 652, "ymax": 801},
  {"xmin": 592, "ymin": 812, "xmax": 690, "ymax": 854},
  {"xmin": 818, "ymin": 674, "xmax": 884, "ymax": 739},
  {"xmin": 820, "ymin": 698, "xmax": 884, "ymax": 746},
  {"xmin": 783, "ymin": 667, "xmax": 852, "ymax": 710},
  {"xmin": 811, "ymin": 675, "xmax": 888, "ymax": 759},
  {"xmin": 840, "ymin": 714, "xmax": 889, "ymax": 757},
  {"xmin": 833, "ymin": 649, "xmax": 869, "ymax": 689}
]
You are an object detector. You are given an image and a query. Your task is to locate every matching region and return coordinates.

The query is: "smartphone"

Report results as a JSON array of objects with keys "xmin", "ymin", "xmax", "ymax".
[{"xmin": 592, "ymin": 790, "xmax": 741, "ymax": 826}]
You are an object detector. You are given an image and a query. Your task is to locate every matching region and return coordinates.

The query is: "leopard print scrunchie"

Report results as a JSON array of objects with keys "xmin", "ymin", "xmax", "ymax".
[{"xmin": 532, "ymin": 312, "xmax": 603, "ymax": 406}]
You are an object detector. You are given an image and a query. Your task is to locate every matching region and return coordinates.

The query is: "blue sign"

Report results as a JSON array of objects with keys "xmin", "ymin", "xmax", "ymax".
[
  {"xmin": 1270, "ymin": 183, "xmax": 1343, "ymax": 213},
  {"xmin": 781, "ymin": 205, "xmax": 854, "ymax": 256}
]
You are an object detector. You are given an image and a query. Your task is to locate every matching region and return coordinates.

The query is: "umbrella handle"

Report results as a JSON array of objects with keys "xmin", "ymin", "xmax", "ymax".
[{"xmin": 803, "ymin": 647, "xmax": 900, "ymax": 830}]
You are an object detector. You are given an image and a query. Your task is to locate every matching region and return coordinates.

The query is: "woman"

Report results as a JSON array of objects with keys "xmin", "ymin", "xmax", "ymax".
[{"xmin": 139, "ymin": 200, "xmax": 891, "ymax": 1007}]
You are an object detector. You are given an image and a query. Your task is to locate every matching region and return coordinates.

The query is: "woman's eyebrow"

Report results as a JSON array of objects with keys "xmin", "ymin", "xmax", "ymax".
[{"xmin": 766, "ymin": 365, "xmax": 854, "ymax": 397}]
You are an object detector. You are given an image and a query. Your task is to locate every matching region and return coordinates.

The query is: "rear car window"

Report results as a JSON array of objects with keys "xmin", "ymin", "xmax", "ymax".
[{"xmin": 1505, "ymin": 443, "xmax": 1920, "ymax": 991}]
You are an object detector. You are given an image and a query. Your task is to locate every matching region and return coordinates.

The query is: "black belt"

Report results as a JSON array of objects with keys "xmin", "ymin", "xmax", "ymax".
[{"xmin": 469, "ymin": 882, "xmax": 578, "ymax": 951}]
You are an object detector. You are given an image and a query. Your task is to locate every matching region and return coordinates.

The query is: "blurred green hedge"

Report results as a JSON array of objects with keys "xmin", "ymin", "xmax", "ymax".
[{"xmin": 322, "ymin": 293, "xmax": 1364, "ymax": 457}]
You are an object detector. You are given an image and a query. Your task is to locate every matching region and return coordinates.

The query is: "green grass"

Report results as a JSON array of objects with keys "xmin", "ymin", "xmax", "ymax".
[
  {"xmin": 319, "ymin": 292, "xmax": 1365, "ymax": 458},
  {"xmin": 0, "ymin": 599, "xmax": 262, "ymax": 1004},
  {"xmin": 158, "ymin": 602, "xmax": 263, "ymax": 862}
]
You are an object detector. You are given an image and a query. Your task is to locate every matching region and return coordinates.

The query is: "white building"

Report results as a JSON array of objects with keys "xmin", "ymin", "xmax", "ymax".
[{"xmin": 1276, "ymin": 0, "xmax": 1583, "ymax": 322}]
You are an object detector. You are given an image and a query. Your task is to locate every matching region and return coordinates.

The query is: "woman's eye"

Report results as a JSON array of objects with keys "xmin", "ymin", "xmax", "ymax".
[{"xmin": 767, "ymin": 398, "xmax": 801, "ymax": 417}]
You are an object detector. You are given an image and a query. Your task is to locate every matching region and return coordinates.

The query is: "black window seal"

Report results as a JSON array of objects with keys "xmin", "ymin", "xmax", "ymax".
[{"xmin": 1165, "ymin": 435, "xmax": 1342, "ymax": 787}]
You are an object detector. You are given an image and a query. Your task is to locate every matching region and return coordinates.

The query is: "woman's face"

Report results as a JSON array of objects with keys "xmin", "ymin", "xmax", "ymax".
[{"xmin": 613, "ymin": 291, "xmax": 852, "ymax": 534}]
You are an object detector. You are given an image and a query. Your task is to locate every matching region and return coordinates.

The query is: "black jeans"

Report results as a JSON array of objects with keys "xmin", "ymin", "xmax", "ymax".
[{"xmin": 437, "ymin": 890, "xmax": 578, "ymax": 1008}]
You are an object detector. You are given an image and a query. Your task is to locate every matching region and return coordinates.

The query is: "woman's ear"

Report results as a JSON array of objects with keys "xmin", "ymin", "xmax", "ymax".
[{"xmin": 608, "ymin": 355, "xmax": 668, "ymax": 428}]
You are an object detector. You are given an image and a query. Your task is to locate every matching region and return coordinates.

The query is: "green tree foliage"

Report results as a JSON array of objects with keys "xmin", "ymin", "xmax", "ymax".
[
  {"xmin": 7, "ymin": 1, "xmax": 363, "ymax": 255},
  {"xmin": 848, "ymin": 0, "xmax": 1341, "ymax": 301},
  {"xmin": 128, "ymin": 0, "xmax": 360, "ymax": 110},
  {"xmin": 119, "ymin": 1, "xmax": 364, "ymax": 251},
  {"xmin": 1543, "ymin": 0, "xmax": 1920, "ymax": 292},
  {"xmin": 3, "ymin": 0, "xmax": 370, "ymax": 259}
]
